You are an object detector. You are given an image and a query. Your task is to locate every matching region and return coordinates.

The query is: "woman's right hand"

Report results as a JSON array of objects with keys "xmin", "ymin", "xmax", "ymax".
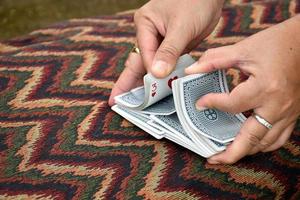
[{"xmin": 109, "ymin": 0, "xmax": 224, "ymax": 106}]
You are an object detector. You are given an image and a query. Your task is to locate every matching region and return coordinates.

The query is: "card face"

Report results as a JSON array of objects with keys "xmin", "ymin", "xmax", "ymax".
[
  {"xmin": 178, "ymin": 71, "xmax": 246, "ymax": 143},
  {"xmin": 143, "ymin": 54, "xmax": 196, "ymax": 108}
]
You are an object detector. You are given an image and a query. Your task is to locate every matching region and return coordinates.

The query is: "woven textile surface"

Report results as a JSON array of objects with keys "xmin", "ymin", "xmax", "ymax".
[{"xmin": 0, "ymin": 0, "xmax": 300, "ymax": 199}]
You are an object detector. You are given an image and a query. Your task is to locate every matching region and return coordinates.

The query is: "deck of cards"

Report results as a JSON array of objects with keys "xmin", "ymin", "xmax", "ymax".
[{"xmin": 112, "ymin": 54, "xmax": 246, "ymax": 158}]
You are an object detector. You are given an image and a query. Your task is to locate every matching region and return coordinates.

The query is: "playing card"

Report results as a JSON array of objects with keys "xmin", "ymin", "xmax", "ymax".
[
  {"xmin": 171, "ymin": 87, "xmax": 224, "ymax": 154},
  {"xmin": 140, "ymin": 95, "xmax": 176, "ymax": 115},
  {"xmin": 142, "ymin": 54, "xmax": 195, "ymax": 108},
  {"xmin": 164, "ymin": 133, "xmax": 211, "ymax": 157},
  {"xmin": 150, "ymin": 113, "xmax": 217, "ymax": 157},
  {"xmin": 111, "ymin": 105, "xmax": 164, "ymax": 139},
  {"xmin": 173, "ymin": 70, "xmax": 246, "ymax": 144},
  {"xmin": 112, "ymin": 53, "xmax": 247, "ymax": 158},
  {"xmin": 151, "ymin": 113, "xmax": 192, "ymax": 141},
  {"xmin": 114, "ymin": 86, "xmax": 145, "ymax": 108},
  {"xmin": 148, "ymin": 116, "xmax": 211, "ymax": 157},
  {"xmin": 115, "ymin": 54, "xmax": 196, "ymax": 111}
]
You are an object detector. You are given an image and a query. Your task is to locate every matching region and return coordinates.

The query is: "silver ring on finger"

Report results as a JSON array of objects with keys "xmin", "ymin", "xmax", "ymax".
[{"xmin": 253, "ymin": 113, "xmax": 273, "ymax": 130}]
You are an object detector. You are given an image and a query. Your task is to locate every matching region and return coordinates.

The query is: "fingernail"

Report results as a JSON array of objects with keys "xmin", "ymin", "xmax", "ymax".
[
  {"xmin": 207, "ymin": 158, "xmax": 220, "ymax": 164},
  {"xmin": 152, "ymin": 60, "xmax": 171, "ymax": 77},
  {"xmin": 195, "ymin": 103, "xmax": 207, "ymax": 111}
]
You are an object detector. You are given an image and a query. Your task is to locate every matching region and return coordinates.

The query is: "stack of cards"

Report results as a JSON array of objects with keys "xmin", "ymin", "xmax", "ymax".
[{"xmin": 112, "ymin": 54, "xmax": 246, "ymax": 158}]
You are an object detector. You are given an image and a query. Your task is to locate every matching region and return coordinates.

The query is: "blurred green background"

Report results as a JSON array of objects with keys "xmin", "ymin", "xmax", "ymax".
[{"xmin": 0, "ymin": 0, "xmax": 147, "ymax": 40}]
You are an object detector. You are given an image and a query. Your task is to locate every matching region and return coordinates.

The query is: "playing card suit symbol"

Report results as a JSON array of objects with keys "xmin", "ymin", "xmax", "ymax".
[
  {"xmin": 151, "ymin": 92, "xmax": 156, "ymax": 97},
  {"xmin": 168, "ymin": 76, "xmax": 178, "ymax": 89}
]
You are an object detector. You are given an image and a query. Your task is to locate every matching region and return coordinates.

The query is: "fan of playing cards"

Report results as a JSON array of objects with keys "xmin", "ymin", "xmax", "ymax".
[{"xmin": 112, "ymin": 54, "xmax": 246, "ymax": 157}]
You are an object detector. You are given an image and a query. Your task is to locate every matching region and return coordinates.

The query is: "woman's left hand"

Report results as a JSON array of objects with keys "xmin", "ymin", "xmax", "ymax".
[{"xmin": 185, "ymin": 15, "xmax": 300, "ymax": 164}]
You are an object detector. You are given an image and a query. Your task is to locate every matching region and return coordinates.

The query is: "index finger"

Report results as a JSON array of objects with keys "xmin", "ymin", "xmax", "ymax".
[
  {"xmin": 196, "ymin": 77, "xmax": 259, "ymax": 114},
  {"xmin": 108, "ymin": 53, "xmax": 145, "ymax": 106},
  {"xmin": 136, "ymin": 18, "xmax": 160, "ymax": 71}
]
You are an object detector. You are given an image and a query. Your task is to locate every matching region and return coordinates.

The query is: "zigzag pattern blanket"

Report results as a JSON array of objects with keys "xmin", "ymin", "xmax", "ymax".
[{"xmin": 0, "ymin": 0, "xmax": 299, "ymax": 199}]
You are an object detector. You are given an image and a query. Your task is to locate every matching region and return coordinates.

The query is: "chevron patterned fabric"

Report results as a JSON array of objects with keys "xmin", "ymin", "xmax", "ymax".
[{"xmin": 0, "ymin": 0, "xmax": 300, "ymax": 199}]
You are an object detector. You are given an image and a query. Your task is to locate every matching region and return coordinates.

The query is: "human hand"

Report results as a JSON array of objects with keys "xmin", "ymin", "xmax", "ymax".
[
  {"xmin": 108, "ymin": 0, "xmax": 224, "ymax": 106},
  {"xmin": 185, "ymin": 15, "xmax": 300, "ymax": 164}
]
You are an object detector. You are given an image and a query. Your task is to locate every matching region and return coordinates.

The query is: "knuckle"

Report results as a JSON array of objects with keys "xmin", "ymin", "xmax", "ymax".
[
  {"xmin": 202, "ymin": 49, "xmax": 215, "ymax": 58},
  {"xmin": 276, "ymin": 139, "xmax": 288, "ymax": 148},
  {"xmin": 244, "ymin": 131, "xmax": 261, "ymax": 147},
  {"xmin": 234, "ymin": 44, "xmax": 249, "ymax": 61},
  {"xmin": 284, "ymin": 99, "xmax": 293, "ymax": 110},
  {"xmin": 227, "ymin": 94, "xmax": 241, "ymax": 114},
  {"xmin": 232, "ymin": 109, "xmax": 241, "ymax": 115},
  {"xmin": 230, "ymin": 45, "xmax": 240, "ymax": 59},
  {"xmin": 248, "ymin": 147, "xmax": 259, "ymax": 155},
  {"xmin": 258, "ymin": 140, "xmax": 272, "ymax": 150},
  {"xmin": 222, "ymin": 156, "xmax": 238, "ymax": 164},
  {"xmin": 127, "ymin": 64, "xmax": 144, "ymax": 78},
  {"xmin": 264, "ymin": 144, "xmax": 281, "ymax": 152},
  {"xmin": 279, "ymin": 99, "xmax": 293, "ymax": 116},
  {"xmin": 206, "ymin": 62, "xmax": 217, "ymax": 72},
  {"xmin": 133, "ymin": 11, "xmax": 141, "ymax": 24},
  {"xmin": 124, "ymin": 58, "xmax": 131, "ymax": 68},
  {"xmin": 201, "ymin": 94, "xmax": 215, "ymax": 108},
  {"xmin": 229, "ymin": 104, "xmax": 241, "ymax": 114},
  {"xmin": 134, "ymin": 8, "xmax": 146, "ymax": 24},
  {"xmin": 157, "ymin": 43, "xmax": 180, "ymax": 59},
  {"xmin": 265, "ymin": 80, "xmax": 281, "ymax": 95}
]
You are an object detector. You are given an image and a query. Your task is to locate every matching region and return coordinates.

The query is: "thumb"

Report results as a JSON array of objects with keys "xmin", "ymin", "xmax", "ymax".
[
  {"xmin": 151, "ymin": 30, "xmax": 190, "ymax": 78},
  {"xmin": 185, "ymin": 45, "xmax": 239, "ymax": 74}
]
